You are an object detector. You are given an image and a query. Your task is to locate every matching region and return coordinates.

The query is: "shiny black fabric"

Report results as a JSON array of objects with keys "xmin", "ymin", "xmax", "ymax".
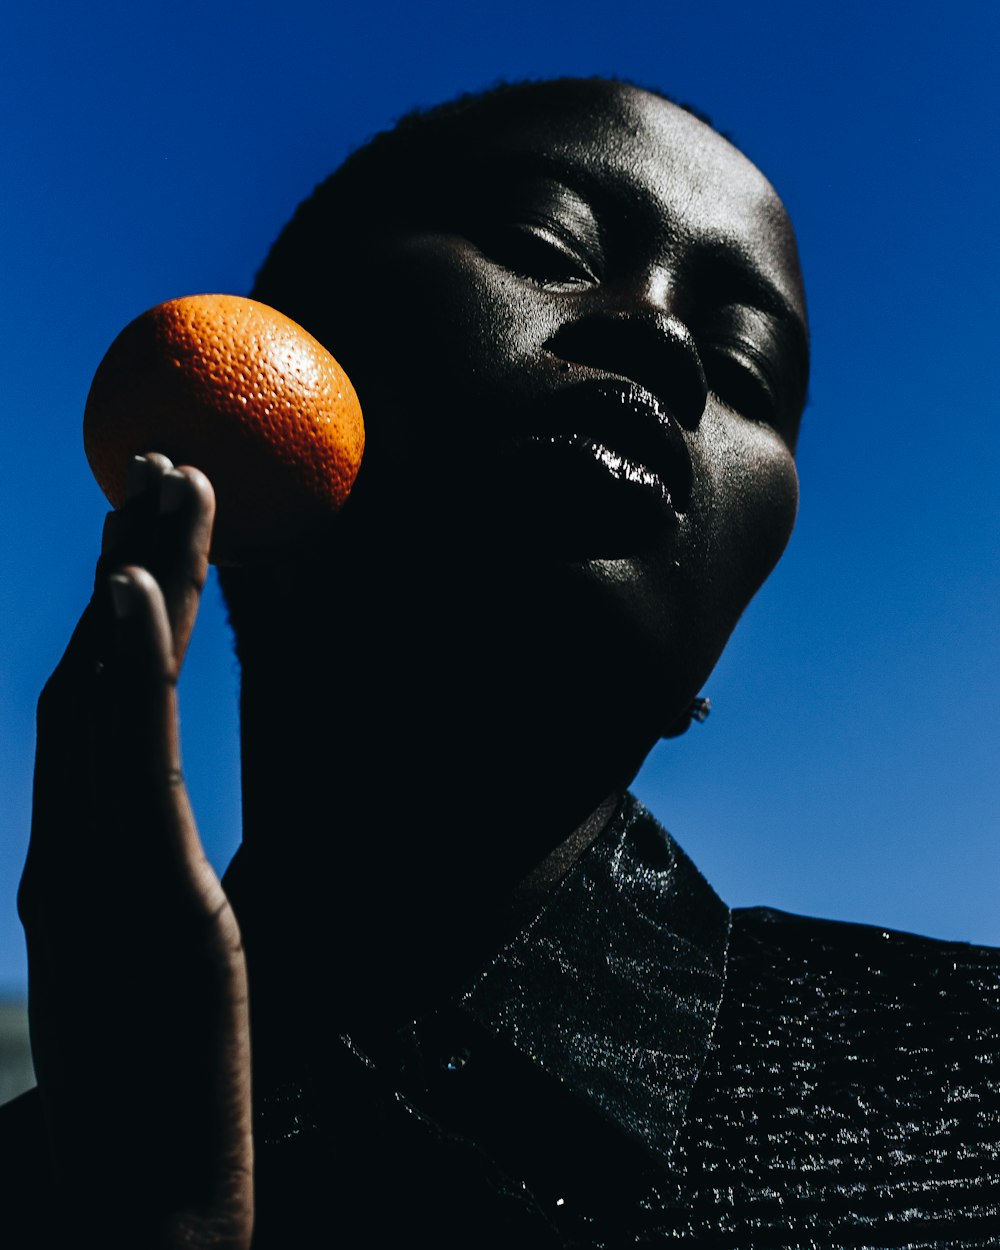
[{"xmin": 3, "ymin": 794, "xmax": 999, "ymax": 1247}]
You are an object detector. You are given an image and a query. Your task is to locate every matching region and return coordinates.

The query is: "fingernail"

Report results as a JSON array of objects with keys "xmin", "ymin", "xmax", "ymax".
[
  {"xmin": 159, "ymin": 470, "xmax": 187, "ymax": 514},
  {"xmin": 101, "ymin": 510, "xmax": 124, "ymax": 554},
  {"xmin": 125, "ymin": 455, "xmax": 151, "ymax": 500},
  {"xmin": 108, "ymin": 573, "xmax": 136, "ymax": 618}
]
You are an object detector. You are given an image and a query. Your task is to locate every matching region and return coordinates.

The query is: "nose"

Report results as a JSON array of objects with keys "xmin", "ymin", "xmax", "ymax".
[{"xmin": 544, "ymin": 306, "xmax": 708, "ymax": 430}]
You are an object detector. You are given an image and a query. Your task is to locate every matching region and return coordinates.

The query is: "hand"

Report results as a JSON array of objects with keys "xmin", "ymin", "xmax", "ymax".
[{"xmin": 18, "ymin": 454, "xmax": 254, "ymax": 1249}]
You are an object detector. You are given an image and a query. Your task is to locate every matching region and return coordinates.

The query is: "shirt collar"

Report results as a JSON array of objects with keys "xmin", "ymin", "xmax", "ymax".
[
  {"xmin": 229, "ymin": 791, "xmax": 731, "ymax": 1173},
  {"xmin": 458, "ymin": 791, "xmax": 731, "ymax": 1165}
]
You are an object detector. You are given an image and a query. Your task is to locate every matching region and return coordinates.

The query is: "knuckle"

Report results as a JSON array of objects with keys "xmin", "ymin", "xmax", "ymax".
[
  {"xmin": 177, "ymin": 463, "xmax": 215, "ymax": 501},
  {"xmin": 121, "ymin": 564, "xmax": 158, "ymax": 597},
  {"xmin": 185, "ymin": 568, "xmax": 209, "ymax": 596}
]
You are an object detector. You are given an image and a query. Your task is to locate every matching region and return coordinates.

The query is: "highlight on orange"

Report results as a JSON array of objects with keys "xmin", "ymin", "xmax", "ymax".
[{"xmin": 84, "ymin": 294, "xmax": 365, "ymax": 564}]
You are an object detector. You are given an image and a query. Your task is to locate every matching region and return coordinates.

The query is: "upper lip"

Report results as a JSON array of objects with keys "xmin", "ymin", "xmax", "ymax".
[{"xmin": 518, "ymin": 377, "xmax": 694, "ymax": 512}]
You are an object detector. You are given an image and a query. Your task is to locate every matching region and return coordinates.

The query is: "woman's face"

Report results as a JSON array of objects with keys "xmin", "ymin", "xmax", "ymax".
[{"xmin": 321, "ymin": 81, "xmax": 810, "ymax": 739}]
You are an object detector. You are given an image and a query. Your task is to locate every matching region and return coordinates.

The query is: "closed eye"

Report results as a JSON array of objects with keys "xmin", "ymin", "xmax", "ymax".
[
  {"xmin": 702, "ymin": 341, "xmax": 782, "ymax": 429},
  {"xmin": 477, "ymin": 221, "xmax": 599, "ymax": 286},
  {"xmin": 697, "ymin": 303, "xmax": 805, "ymax": 441}
]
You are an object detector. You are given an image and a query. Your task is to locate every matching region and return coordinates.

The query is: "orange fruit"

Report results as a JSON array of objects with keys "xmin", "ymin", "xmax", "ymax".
[{"xmin": 84, "ymin": 294, "xmax": 364, "ymax": 564}]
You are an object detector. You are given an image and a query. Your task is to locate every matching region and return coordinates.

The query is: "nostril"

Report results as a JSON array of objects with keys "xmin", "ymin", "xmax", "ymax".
[{"xmin": 545, "ymin": 312, "xmax": 707, "ymax": 429}]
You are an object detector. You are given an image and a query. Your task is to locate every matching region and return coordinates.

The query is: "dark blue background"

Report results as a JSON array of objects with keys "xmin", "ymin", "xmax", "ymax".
[{"xmin": 1, "ymin": 0, "xmax": 997, "ymax": 991}]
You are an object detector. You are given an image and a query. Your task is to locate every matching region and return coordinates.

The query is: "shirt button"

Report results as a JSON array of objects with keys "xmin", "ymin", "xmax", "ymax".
[{"xmin": 440, "ymin": 1046, "xmax": 471, "ymax": 1073}]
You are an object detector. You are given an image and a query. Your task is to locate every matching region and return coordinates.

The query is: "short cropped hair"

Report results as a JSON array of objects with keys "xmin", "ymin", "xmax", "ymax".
[
  {"xmin": 250, "ymin": 76, "xmax": 713, "ymax": 342},
  {"xmin": 222, "ymin": 78, "xmax": 714, "ymax": 659}
]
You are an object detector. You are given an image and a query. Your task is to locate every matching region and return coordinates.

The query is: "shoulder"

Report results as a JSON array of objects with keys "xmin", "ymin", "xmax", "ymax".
[
  {"xmin": 719, "ymin": 906, "xmax": 1000, "ymax": 1118},
  {"xmin": 671, "ymin": 911, "xmax": 1000, "ymax": 1240},
  {"xmin": 729, "ymin": 904, "xmax": 1000, "ymax": 1006},
  {"xmin": 0, "ymin": 1088, "xmax": 61, "ymax": 1249},
  {"xmin": 0, "ymin": 1084, "xmax": 47, "ymax": 1164}
]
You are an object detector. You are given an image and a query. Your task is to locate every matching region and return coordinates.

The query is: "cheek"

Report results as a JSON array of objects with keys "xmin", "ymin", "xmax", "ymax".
[
  {"xmin": 328, "ymin": 241, "xmax": 567, "ymax": 533},
  {"xmin": 695, "ymin": 412, "xmax": 800, "ymax": 603},
  {"xmin": 343, "ymin": 238, "xmax": 554, "ymax": 439}
]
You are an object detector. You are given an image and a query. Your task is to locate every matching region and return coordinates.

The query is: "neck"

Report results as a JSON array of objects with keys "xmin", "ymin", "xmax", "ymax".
[
  {"xmin": 224, "ymin": 542, "xmax": 662, "ymax": 1031},
  {"xmin": 232, "ymin": 665, "xmax": 644, "ymax": 1032}
]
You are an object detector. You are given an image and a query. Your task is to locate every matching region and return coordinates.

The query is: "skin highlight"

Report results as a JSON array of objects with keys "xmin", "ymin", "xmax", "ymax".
[
  {"xmin": 235, "ymin": 80, "xmax": 808, "ymax": 827},
  {"xmin": 20, "ymin": 80, "xmax": 810, "ymax": 1248},
  {"xmin": 227, "ymin": 80, "xmax": 810, "ymax": 1028}
]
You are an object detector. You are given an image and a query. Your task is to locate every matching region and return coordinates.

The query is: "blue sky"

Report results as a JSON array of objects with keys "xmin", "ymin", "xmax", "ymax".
[{"xmin": 1, "ymin": 0, "xmax": 997, "ymax": 992}]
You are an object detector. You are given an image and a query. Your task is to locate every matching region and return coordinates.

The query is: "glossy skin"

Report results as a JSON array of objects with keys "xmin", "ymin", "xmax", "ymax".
[
  {"xmin": 321, "ymin": 81, "xmax": 809, "ymax": 744},
  {"xmin": 20, "ymin": 83, "xmax": 810, "ymax": 1248}
]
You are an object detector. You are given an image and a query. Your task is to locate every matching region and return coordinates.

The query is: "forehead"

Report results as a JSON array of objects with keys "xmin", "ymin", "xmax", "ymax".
[{"xmin": 464, "ymin": 82, "xmax": 806, "ymax": 322}]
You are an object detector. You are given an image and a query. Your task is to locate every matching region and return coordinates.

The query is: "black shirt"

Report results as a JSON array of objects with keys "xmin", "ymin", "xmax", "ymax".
[{"xmin": 4, "ymin": 794, "xmax": 1000, "ymax": 1246}]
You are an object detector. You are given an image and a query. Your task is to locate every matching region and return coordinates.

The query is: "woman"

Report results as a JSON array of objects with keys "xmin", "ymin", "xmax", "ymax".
[{"xmin": 6, "ymin": 78, "xmax": 998, "ymax": 1248}]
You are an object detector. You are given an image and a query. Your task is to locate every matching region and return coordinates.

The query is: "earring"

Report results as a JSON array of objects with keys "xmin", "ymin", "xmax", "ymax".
[{"xmin": 661, "ymin": 696, "xmax": 711, "ymax": 739}]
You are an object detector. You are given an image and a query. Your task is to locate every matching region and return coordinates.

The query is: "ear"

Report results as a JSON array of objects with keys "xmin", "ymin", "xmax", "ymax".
[{"xmin": 661, "ymin": 696, "xmax": 711, "ymax": 739}]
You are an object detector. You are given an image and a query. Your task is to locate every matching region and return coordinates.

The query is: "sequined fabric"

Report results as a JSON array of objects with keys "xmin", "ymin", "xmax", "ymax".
[
  {"xmin": 249, "ymin": 796, "xmax": 1000, "ymax": 1246},
  {"xmin": 659, "ymin": 907, "xmax": 1000, "ymax": 1247},
  {"xmin": 3, "ymin": 794, "xmax": 999, "ymax": 1247}
]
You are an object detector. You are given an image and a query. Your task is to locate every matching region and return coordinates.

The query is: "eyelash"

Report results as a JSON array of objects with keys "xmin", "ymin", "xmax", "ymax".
[
  {"xmin": 483, "ymin": 222, "xmax": 598, "ymax": 286},
  {"xmin": 701, "ymin": 342, "xmax": 782, "ymax": 429},
  {"xmin": 475, "ymin": 220, "xmax": 793, "ymax": 431}
]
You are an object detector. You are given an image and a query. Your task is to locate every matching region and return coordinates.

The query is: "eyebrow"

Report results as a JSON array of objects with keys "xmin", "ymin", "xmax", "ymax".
[
  {"xmin": 707, "ymin": 243, "xmax": 811, "ymax": 371},
  {"xmin": 484, "ymin": 152, "xmax": 806, "ymax": 301},
  {"xmin": 471, "ymin": 149, "xmax": 621, "ymax": 219},
  {"xmin": 464, "ymin": 146, "xmax": 811, "ymax": 393},
  {"xmin": 705, "ymin": 241, "xmax": 807, "ymax": 327},
  {"xmin": 756, "ymin": 280, "xmax": 810, "ymax": 403}
]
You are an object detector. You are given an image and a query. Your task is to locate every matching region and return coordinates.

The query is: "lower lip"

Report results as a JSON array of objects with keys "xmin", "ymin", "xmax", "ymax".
[{"xmin": 515, "ymin": 432, "xmax": 679, "ymax": 523}]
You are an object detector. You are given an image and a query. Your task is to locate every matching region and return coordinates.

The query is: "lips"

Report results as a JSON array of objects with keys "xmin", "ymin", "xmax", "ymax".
[
  {"xmin": 517, "ymin": 379, "xmax": 693, "ymax": 513},
  {"xmin": 479, "ymin": 379, "xmax": 694, "ymax": 558}
]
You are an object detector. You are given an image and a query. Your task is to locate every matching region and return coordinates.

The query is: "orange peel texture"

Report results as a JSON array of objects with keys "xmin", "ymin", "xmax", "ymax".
[{"xmin": 84, "ymin": 294, "xmax": 365, "ymax": 564}]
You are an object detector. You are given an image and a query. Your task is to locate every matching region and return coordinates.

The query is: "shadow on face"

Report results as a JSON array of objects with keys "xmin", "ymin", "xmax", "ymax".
[{"xmin": 234, "ymin": 79, "xmax": 811, "ymax": 747}]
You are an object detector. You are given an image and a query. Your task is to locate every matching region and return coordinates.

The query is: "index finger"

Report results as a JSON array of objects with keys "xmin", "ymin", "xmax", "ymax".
[{"xmin": 100, "ymin": 457, "xmax": 216, "ymax": 668}]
